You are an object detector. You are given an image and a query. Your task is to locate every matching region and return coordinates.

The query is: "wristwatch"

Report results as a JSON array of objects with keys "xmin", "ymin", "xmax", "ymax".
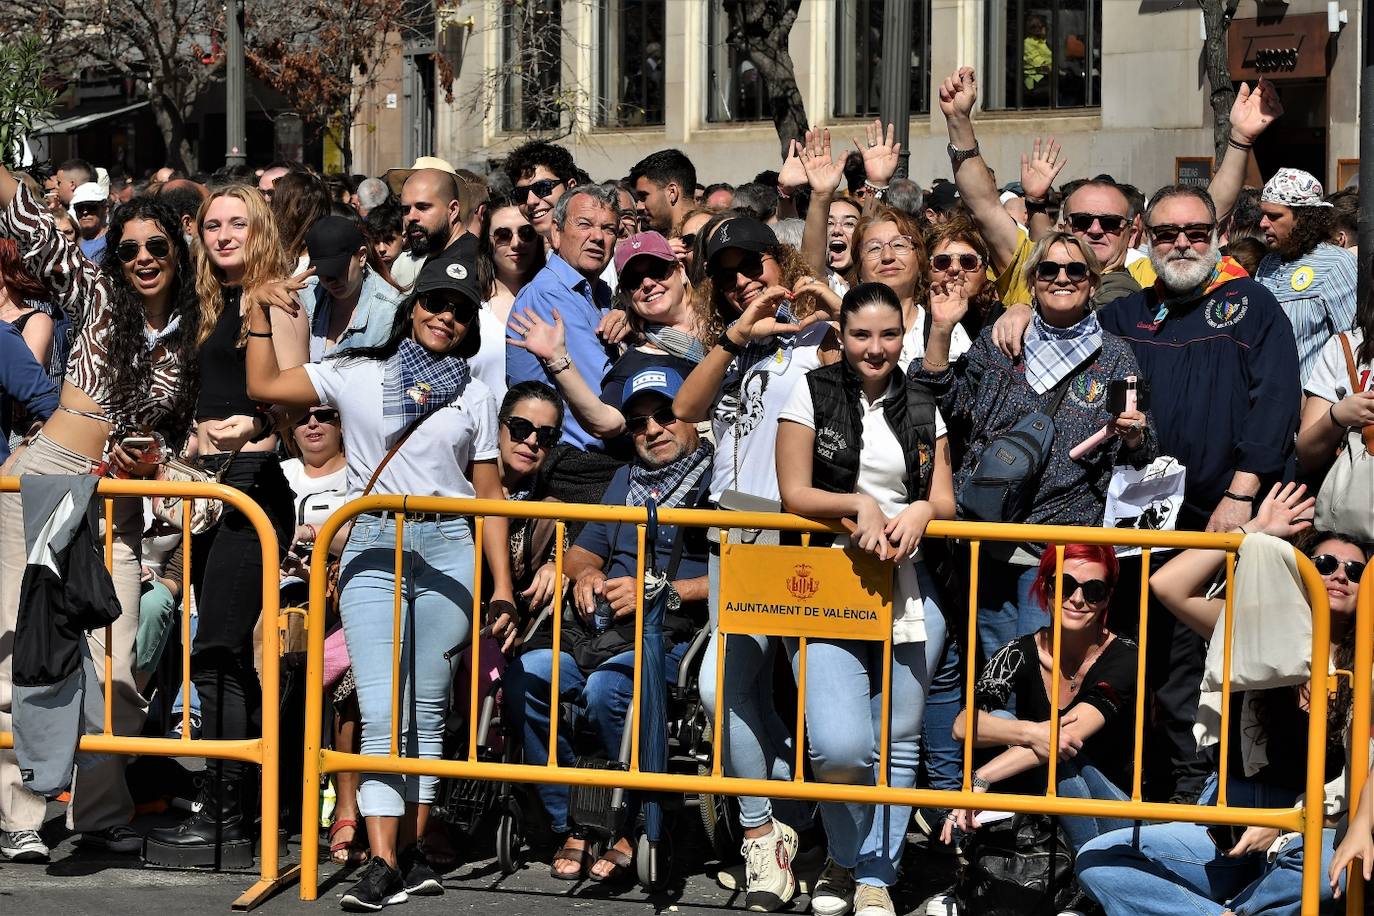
[{"xmin": 947, "ymin": 142, "xmax": 981, "ymax": 166}]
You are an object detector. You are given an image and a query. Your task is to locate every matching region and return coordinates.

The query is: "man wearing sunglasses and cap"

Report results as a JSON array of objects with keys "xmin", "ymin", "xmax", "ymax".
[
  {"xmin": 70, "ymin": 182, "xmax": 109, "ymax": 263},
  {"xmin": 302, "ymin": 215, "xmax": 404, "ymax": 360}
]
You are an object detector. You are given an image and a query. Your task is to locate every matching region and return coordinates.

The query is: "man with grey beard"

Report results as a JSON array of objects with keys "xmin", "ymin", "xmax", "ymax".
[{"xmin": 1093, "ymin": 184, "xmax": 1301, "ymax": 806}]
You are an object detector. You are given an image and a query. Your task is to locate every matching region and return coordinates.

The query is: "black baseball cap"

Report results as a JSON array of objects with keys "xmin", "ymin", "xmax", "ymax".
[
  {"xmin": 413, "ymin": 247, "xmax": 483, "ymax": 307},
  {"xmin": 305, "ymin": 216, "xmax": 365, "ymax": 280},
  {"xmin": 704, "ymin": 217, "xmax": 778, "ymax": 270},
  {"xmin": 925, "ymin": 182, "xmax": 960, "ymax": 213}
]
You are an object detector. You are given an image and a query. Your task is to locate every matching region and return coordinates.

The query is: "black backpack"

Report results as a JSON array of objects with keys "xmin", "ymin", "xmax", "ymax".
[{"xmin": 954, "ymin": 813, "xmax": 1077, "ymax": 916}]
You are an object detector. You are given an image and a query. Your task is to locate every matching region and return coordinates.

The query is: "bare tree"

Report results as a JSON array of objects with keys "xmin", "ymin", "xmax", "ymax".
[
  {"xmin": 1200, "ymin": 0, "xmax": 1241, "ymax": 163},
  {"xmin": 723, "ymin": 0, "xmax": 808, "ymax": 156}
]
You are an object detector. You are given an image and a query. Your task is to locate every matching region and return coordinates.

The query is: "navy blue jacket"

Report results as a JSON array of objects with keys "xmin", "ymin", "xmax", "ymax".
[
  {"xmin": 0, "ymin": 320, "xmax": 59, "ymax": 461},
  {"xmin": 1098, "ymin": 277, "xmax": 1300, "ymax": 528}
]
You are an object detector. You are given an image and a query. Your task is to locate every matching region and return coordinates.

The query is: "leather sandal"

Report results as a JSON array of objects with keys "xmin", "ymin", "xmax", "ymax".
[
  {"xmin": 327, "ymin": 818, "xmax": 368, "ymax": 866},
  {"xmin": 550, "ymin": 836, "xmax": 594, "ymax": 881},
  {"xmin": 589, "ymin": 842, "xmax": 634, "ymax": 884}
]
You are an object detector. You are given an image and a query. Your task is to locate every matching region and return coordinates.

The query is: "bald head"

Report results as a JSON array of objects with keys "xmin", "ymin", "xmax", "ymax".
[{"xmin": 401, "ymin": 168, "xmax": 464, "ymax": 257}]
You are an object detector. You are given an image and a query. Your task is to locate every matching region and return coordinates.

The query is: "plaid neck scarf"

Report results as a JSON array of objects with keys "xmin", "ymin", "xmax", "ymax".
[
  {"xmin": 1023, "ymin": 310, "xmax": 1103, "ymax": 394},
  {"xmin": 644, "ymin": 324, "xmax": 707, "ymax": 364},
  {"xmin": 382, "ymin": 337, "xmax": 471, "ymax": 441},
  {"xmin": 626, "ymin": 441, "xmax": 713, "ymax": 509},
  {"xmin": 1150, "ymin": 255, "xmax": 1249, "ymax": 326}
]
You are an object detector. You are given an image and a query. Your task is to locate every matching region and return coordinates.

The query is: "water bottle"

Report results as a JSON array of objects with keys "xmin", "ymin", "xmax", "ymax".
[{"xmin": 593, "ymin": 596, "xmax": 614, "ymax": 633}]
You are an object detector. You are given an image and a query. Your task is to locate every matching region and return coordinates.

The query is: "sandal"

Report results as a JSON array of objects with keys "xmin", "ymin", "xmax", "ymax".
[
  {"xmin": 589, "ymin": 842, "xmax": 634, "ymax": 884},
  {"xmin": 550, "ymin": 836, "xmax": 594, "ymax": 881},
  {"xmin": 328, "ymin": 818, "xmax": 368, "ymax": 866}
]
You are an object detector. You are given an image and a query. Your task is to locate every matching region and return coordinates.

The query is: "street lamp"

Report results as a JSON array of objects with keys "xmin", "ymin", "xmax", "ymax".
[{"xmin": 225, "ymin": 0, "xmax": 246, "ymax": 166}]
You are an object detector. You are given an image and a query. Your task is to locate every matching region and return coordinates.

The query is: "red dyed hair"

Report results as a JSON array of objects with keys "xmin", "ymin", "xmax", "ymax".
[
  {"xmin": 0, "ymin": 238, "xmax": 46, "ymax": 302},
  {"xmin": 1032, "ymin": 543, "xmax": 1119, "ymax": 612}
]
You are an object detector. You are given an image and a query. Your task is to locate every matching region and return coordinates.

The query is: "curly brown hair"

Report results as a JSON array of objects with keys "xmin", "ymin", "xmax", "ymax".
[
  {"xmin": 847, "ymin": 205, "xmax": 929, "ymax": 305},
  {"xmin": 689, "ymin": 236, "xmax": 824, "ymax": 343},
  {"xmin": 924, "ymin": 215, "xmax": 1001, "ymax": 323},
  {"xmin": 1273, "ymin": 204, "xmax": 1336, "ymax": 263}
]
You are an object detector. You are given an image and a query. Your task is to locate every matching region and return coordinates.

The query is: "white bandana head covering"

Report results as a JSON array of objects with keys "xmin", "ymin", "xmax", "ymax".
[{"xmin": 1260, "ymin": 168, "xmax": 1332, "ymax": 208}]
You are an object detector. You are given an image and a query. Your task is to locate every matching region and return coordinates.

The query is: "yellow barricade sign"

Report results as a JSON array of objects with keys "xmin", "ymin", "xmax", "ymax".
[{"xmin": 718, "ymin": 543, "xmax": 893, "ymax": 639}]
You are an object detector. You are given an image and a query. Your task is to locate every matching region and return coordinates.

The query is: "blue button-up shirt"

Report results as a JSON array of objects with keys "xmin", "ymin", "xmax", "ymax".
[
  {"xmin": 304, "ymin": 270, "xmax": 404, "ymax": 361},
  {"xmin": 505, "ymin": 253, "xmax": 616, "ymax": 450},
  {"xmin": 1255, "ymin": 242, "xmax": 1358, "ymax": 385}
]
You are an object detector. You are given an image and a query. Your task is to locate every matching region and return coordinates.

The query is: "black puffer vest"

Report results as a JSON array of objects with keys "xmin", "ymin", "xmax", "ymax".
[{"xmin": 806, "ymin": 360, "xmax": 938, "ymax": 504}]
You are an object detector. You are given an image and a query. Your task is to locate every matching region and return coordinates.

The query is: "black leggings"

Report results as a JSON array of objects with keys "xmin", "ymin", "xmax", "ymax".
[{"xmin": 190, "ymin": 452, "xmax": 294, "ymax": 784}]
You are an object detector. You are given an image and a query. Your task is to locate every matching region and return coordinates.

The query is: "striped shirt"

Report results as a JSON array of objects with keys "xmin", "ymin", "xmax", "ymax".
[{"xmin": 1254, "ymin": 243, "xmax": 1357, "ymax": 385}]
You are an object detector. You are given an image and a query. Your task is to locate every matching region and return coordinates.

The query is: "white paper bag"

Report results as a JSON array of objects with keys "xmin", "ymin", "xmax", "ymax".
[{"xmin": 1102, "ymin": 456, "xmax": 1186, "ymax": 556}]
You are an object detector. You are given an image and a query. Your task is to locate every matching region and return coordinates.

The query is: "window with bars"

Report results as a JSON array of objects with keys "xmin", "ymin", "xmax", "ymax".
[
  {"xmin": 983, "ymin": 0, "xmax": 1101, "ymax": 110},
  {"xmin": 499, "ymin": 0, "xmax": 563, "ymax": 133},
  {"xmin": 832, "ymin": 0, "xmax": 931, "ymax": 118},
  {"xmin": 706, "ymin": 0, "xmax": 770, "ymax": 123},
  {"xmin": 597, "ymin": 0, "xmax": 666, "ymax": 127}
]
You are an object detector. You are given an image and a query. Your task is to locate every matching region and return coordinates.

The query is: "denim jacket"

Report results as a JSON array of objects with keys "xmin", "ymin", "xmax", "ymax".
[{"xmin": 305, "ymin": 269, "xmax": 404, "ymax": 361}]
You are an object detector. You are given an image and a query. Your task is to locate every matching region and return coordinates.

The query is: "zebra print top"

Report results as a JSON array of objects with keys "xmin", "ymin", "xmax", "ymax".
[{"xmin": 0, "ymin": 182, "xmax": 189, "ymax": 435}]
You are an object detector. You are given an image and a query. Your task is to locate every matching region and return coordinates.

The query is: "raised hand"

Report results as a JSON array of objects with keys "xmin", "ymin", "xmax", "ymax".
[
  {"xmin": 799, "ymin": 127, "xmax": 846, "ymax": 196},
  {"xmin": 938, "ymin": 67, "xmax": 978, "ymax": 121},
  {"xmin": 1021, "ymin": 137, "xmax": 1066, "ymax": 202},
  {"xmin": 1248, "ymin": 482, "xmax": 1315, "ymax": 538},
  {"xmin": 928, "ymin": 279, "xmax": 970, "ymax": 330},
  {"xmin": 852, "ymin": 119, "xmax": 902, "ymax": 188},
  {"xmin": 1230, "ymin": 79, "xmax": 1283, "ymax": 145},
  {"xmin": 778, "ymin": 138, "xmax": 808, "ymax": 196},
  {"xmin": 506, "ymin": 307, "xmax": 567, "ymax": 363},
  {"xmin": 735, "ymin": 286, "xmax": 801, "ymax": 340}
]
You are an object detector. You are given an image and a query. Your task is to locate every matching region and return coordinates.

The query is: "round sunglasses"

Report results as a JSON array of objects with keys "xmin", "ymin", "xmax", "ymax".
[
  {"xmin": 116, "ymin": 237, "xmax": 172, "ymax": 263},
  {"xmin": 492, "ymin": 224, "xmax": 538, "ymax": 246},
  {"xmin": 1060, "ymin": 573, "xmax": 1111, "ymax": 604},
  {"xmin": 1311, "ymin": 554, "xmax": 1365, "ymax": 582},
  {"xmin": 931, "ymin": 252, "xmax": 982, "ymax": 273},
  {"xmin": 1035, "ymin": 260, "xmax": 1090, "ymax": 283},
  {"xmin": 502, "ymin": 415, "xmax": 560, "ymax": 449}
]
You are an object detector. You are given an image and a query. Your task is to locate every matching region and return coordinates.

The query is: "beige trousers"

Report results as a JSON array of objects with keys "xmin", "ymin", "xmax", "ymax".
[{"xmin": 0, "ymin": 434, "xmax": 145, "ymax": 833}]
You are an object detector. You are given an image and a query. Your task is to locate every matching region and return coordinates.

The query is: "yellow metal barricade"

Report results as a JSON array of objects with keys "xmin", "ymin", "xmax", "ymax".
[
  {"xmin": 1344, "ymin": 571, "xmax": 1374, "ymax": 913},
  {"xmin": 299, "ymin": 496, "xmax": 1342, "ymax": 913},
  {"xmin": 0, "ymin": 477, "xmax": 291, "ymax": 911}
]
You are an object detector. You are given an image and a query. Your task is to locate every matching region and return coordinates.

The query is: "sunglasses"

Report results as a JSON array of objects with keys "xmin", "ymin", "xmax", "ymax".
[
  {"xmin": 709, "ymin": 251, "xmax": 767, "ymax": 286},
  {"xmin": 624, "ymin": 406, "xmax": 678, "ymax": 435},
  {"xmin": 116, "ymin": 237, "xmax": 173, "ymax": 262},
  {"xmin": 623, "ymin": 258, "xmax": 678, "ymax": 289},
  {"xmin": 679, "ymin": 232, "xmax": 697, "ymax": 249},
  {"xmin": 502, "ymin": 415, "xmax": 560, "ymax": 449},
  {"xmin": 1067, "ymin": 213, "xmax": 1129, "ymax": 235},
  {"xmin": 295, "ymin": 407, "xmax": 340, "ymax": 427},
  {"xmin": 513, "ymin": 178, "xmax": 565, "ymax": 201},
  {"xmin": 492, "ymin": 224, "xmax": 538, "ymax": 246},
  {"xmin": 1060, "ymin": 574, "xmax": 1112, "ymax": 604},
  {"xmin": 1148, "ymin": 223, "xmax": 1215, "ymax": 246},
  {"xmin": 75, "ymin": 203, "xmax": 104, "ymax": 216},
  {"xmin": 417, "ymin": 293, "xmax": 478, "ymax": 322},
  {"xmin": 931, "ymin": 252, "xmax": 982, "ymax": 272},
  {"xmin": 1312, "ymin": 554, "xmax": 1365, "ymax": 582},
  {"xmin": 1035, "ymin": 260, "xmax": 1091, "ymax": 283}
]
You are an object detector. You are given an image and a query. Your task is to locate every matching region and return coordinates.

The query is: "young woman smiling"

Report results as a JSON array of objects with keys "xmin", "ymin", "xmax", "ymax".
[
  {"xmin": 243, "ymin": 249, "xmax": 515, "ymax": 912},
  {"xmin": 0, "ymin": 163, "xmax": 201, "ymax": 861}
]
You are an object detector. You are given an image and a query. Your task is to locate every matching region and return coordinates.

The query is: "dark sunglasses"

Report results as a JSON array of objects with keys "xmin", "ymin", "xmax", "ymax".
[
  {"xmin": 624, "ymin": 406, "xmax": 678, "ymax": 436},
  {"xmin": 709, "ymin": 251, "xmax": 767, "ymax": 286},
  {"xmin": 502, "ymin": 415, "xmax": 560, "ymax": 449},
  {"xmin": 74, "ymin": 203, "xmax": 104, "ymax": 216},
  {"xmin": 417, "ymin": 293, "xmax": 478, "ymax": 322},
  {"xmin": 1312, "ymin": 554, "xmax": 1365, "ymax": 582},
  {"xmin": 622, "ymin": 258, "xmax": 678, "ymax": 289},
  {"xmin": 295, "ymin": 407, "xmax": 340, "ymax": 427},
  {"xmin": 1148, "ymin": 223, "xmax": 1215, "ymax": 246},
  {"xmin": 1035, "ymin": 260, "xmax": 1091, "ymax": 283},
  {"xmin": 116, "ymin": 237, "xmax": 172, "ymax": 262},
  {"xmin": 492, "ymin": 224, "xmax": 538, "ymax": 246},
  {"xmin": 513, "ymin": 178, "xmax": 565, "ymax": 201},
  {"xmin": 1060, "ymin": 574, "xmax": 1112, "ymax": 604},
  {"xmin": 931, "ymin": 252, "xmax": 982, "ymax": 273},
  {"xmin": 1067, "ymin": 212, "xmax": 1129, "ymax": 235},
  {"xmin": 679, "ymin": 232, "xmax": 697, "ymax": 249}
]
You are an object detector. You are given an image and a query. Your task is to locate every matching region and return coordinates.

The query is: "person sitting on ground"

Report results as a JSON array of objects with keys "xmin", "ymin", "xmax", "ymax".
[{"xmin": 504, "ymin": 366, "xmax": 712, "ymax": 883}]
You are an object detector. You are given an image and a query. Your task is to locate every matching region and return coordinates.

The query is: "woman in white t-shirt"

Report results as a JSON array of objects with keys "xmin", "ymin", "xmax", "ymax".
[
  {"xmin": 244, "ymin": 252, "xmax": 516, "ymax": 908},
  {"xmin": 279, "ymin": 406, "xmax": 349, "ymax": 580},
  {"xmin": 1297, "ymin": 325, "xmax": 1374, "ymax": 477},
  {"xmin": 474, "ymin": 198, "xmax": 546, "ymax": 407},
  {"xmin": 775, "ymin": 282, "xmax": 954, "ymax": 916}
]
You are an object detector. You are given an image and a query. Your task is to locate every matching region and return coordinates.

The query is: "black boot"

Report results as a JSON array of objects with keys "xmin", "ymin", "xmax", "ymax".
[{"xmin": 142, "ymin": 771, "xmax": 255, "ymax": 869}]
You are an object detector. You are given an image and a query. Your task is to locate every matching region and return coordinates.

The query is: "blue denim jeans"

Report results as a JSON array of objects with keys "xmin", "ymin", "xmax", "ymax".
[
  {"xmin": 975, "ymin": 558, "xmax": 1040, "ymax": 669},
  {"xmin": 786, "ymin": 561, "xmax": 947, "ymax": 888},
  {"xmin": 504, "ymin": 642, "xmax": 688, "ymax": 834},
  {"xmin": 338, "ymin": 513, "xmax": 474, "ymax": 817},
  {"xmin": 1074, "ymin": 774, "xmax": 1337, "ymax": 916},
  {"xmin": 920, "ymin": 634, "xmax": 964, "ymax": 792},
  {"xmin": 700, "ymin": 550, "xmax": 809, "ymax": 830}
]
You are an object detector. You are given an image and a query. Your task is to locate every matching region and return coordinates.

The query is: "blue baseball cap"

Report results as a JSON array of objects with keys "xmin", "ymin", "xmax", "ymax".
[{"xmin": 621, "ymin": 366, "xmax": 684, "ymax": 411}]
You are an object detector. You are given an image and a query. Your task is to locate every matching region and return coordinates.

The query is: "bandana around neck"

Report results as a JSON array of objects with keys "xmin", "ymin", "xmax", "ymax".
[
  {"xmin": 644, "ymin": 324, "xmax": 707, "ymax": 364},
  {"xmin": 1023, "ymin": 310, "xmax": 1103, "ymax": 394},
  {"xmin": 1150, "ymin": 255, "xmax": 1248, "ymax": 326},
  {"xmin": 381, "ymin": 337, "xmax": 471, "ymax": 442},
  {"xmin": 626, "ymin": 440, "xmax": 713, "ymax": 510}
]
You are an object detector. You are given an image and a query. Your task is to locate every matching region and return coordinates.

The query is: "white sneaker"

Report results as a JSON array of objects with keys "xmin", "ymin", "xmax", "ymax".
[
  {"xmin": 853, "ymin": 883, "xmax": 896, "ymax": 916},
  {"xmin": 741, "ymin": 820, "xmax": 798, "ymax": 912},
  {"xmin": 925, "ymin": 891, "xmax": 962, "ymax": 915},
  {"xmin": 810, "ymin": 858, "xmax": 855, "ymax": 916},
  {"xmin": 0, "ymin": 828, "xmax": 49, "ymax": 862}
]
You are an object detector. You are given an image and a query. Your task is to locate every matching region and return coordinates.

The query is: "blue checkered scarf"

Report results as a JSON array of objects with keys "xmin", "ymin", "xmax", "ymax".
[
  {"xmin": 626, "ymin": 441, "xmax": 713, "ymax": 509},
  {"xmin": 382, "ymin": 337, "xmax": 471, "ymax": 441},
  {"xmin": 1023, "ymin": 310, "xmax": 1103, "ymax": 394}
]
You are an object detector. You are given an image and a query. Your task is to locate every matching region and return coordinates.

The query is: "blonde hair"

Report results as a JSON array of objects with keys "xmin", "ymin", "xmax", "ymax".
[
  {"xmin": 193, "ymin": 185, "xmax": 292, "ymax": 347},
  {"xmin": 1021, "ymin": 231, "xmax": 1103, "ymax": 295}
]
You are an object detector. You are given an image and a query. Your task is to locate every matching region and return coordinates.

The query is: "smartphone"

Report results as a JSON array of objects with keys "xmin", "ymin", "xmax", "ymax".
[
  {"xmin": 120, "ymin": 436, "xmax": 156, "ymax": 453},
  {"xmin": 1206, "ymin": 823, "xmax": 1245, "ymax": 851},
  {"xmin": 1107, "ymin": 378, "xmax": 1151, "ymax": 414}
]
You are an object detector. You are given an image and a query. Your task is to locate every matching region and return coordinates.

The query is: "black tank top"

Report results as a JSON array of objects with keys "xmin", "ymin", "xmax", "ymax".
[{"xmin": 195, "ymin": 288, "xmax": 258, "ymax": 420}]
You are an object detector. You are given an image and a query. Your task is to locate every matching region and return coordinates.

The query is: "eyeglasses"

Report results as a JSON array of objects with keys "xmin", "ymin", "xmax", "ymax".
[
  {"xmin": 513, "ymin": 178, "xmax": 566, "ymax": 201},
  {"xmin": 1067, "ymin": 213, "xmax": 1129, "ymax": 235},
  {"xmin": 116, "ymin": 237, "xmax": 172, "ymax": 262},
  {"xmin": 709, "ymin": 251, "xmax": 768, "ymax": 286},
  {"xmin": 1312, "ymin": 554, "xmax": 1366, "ymax": 582},
  {"xmin": 624, "ymin": 406, "xmax": 678, "ymax": 436},
  {"xmin": 502, "ymin": 415, "xmax": 560, "ymax": 449},
  {"xmin": 491, "ymin": 224, "xmax": 538, "ymax": 246},
  {"xmin": 417, "ymin": 293, "xmax": 478, "ymax": 323},
  {"xmin": 1034, "ymin": 260, "xmax": 1091, "ymax": 283},
  {"xmin": 1148, "ymin": 223, "xmax": 1216, "ymax": 246},
  {"xmin": 295, "ymin": 407, "xmax": 340, "ymax": 427},
  {"xmin": 861, "ymin": 236, "xmax": 917, "ymax": 261},
  {"xmin": 1060, "ymin": 574, "xmax": 1112, "ymax": 604},
  {"xmin": 931, "ymin": 252, "xmax": 982, "ymax": 273}
]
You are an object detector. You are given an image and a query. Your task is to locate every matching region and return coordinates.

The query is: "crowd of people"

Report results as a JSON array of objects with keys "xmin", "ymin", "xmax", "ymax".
[{"xmin": 0, "ymin": 66, "xmax": 1371, "ymax": 916}]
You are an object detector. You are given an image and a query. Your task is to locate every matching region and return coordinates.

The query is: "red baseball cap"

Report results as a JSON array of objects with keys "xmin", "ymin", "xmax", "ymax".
[{"xmin": 613, "ymin": 230, "xmax": 677, "ymax": 276}]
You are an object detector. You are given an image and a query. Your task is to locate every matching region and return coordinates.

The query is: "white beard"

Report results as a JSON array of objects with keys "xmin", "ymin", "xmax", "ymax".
[{"xmin": 1151, "ymin": 246, "xmax": 1221, "ymax": 295}]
